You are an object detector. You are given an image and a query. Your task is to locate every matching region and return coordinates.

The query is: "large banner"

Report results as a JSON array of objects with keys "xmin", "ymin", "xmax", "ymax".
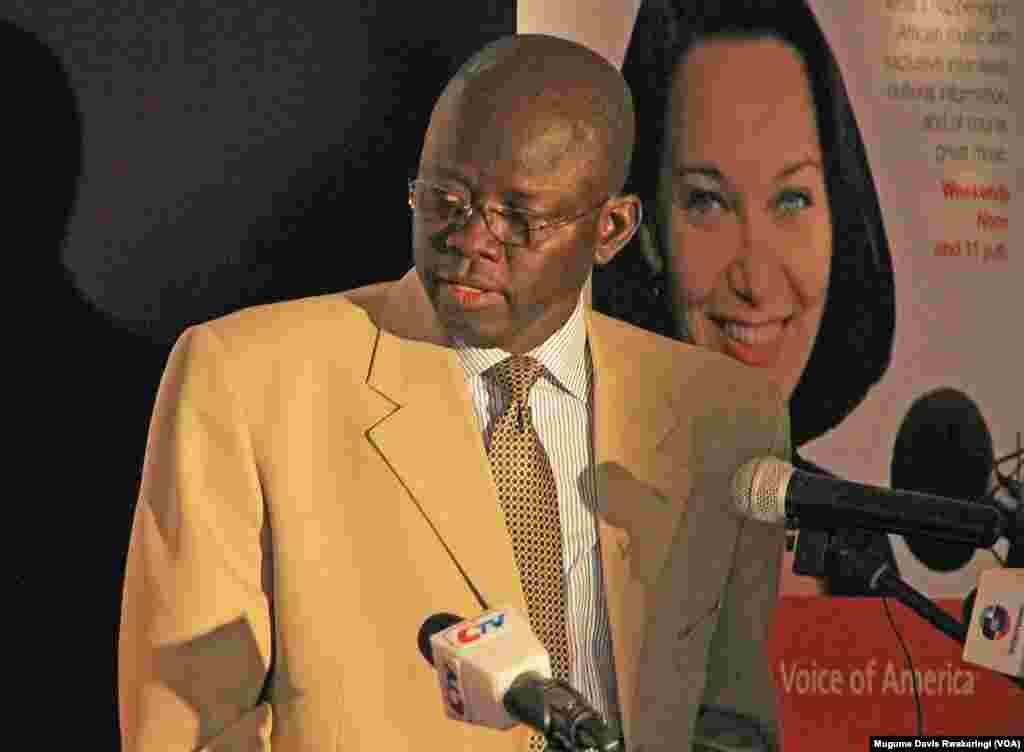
[
  {"xmin": 794, "ymin": 0, "xmax": 1018, "ymax": 600},
  {"xmin": 522, "ymin": 0, "xmax": 1021, "ymax": 743}
]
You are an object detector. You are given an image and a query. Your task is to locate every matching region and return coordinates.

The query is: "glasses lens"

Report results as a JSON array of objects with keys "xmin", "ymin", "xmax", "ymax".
[
  {"xmin": 408, "ymin": 180, "xmax": 542, "ymax": 246},
  {"xmin": 485, "ymin": 207, "xmax": 530, "ymax": 246},
  {"xmin": 411, "ymin": 181, "xmax": 467, "ymax": 222}
]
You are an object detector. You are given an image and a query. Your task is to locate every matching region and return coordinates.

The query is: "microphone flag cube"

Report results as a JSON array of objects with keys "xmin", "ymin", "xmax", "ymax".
[
  {"xmin": 962, "ymin": 567, "xmax": 1024, "ymax": 678},
  {"xmin": 429, "ymin": 606, "xmax": 551, "ymax": 729}
]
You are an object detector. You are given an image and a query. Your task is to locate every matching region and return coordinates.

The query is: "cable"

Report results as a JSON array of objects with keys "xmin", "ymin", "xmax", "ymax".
[
  {"xmin": 873, "ymin": 426, "xmax": 1022, "ymax": 742},
  {"xmin": 882, "ymin": 596, "xmax": 924, "ymax": 737}
]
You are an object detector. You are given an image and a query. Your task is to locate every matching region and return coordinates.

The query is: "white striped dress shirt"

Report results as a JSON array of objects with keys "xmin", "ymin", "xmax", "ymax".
[{"xmin": 450, "ymin": 291, "xmax": 620, "ymax": 728}]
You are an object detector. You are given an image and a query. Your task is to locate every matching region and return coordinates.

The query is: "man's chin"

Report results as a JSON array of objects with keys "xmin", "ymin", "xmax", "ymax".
[
  {"xmin": 436, "ymin": 311, "xmax": 506, "ymax": 349},
  {"xmin": 448, "ymin": 326, "xmax": 507, "ymax": 350}
]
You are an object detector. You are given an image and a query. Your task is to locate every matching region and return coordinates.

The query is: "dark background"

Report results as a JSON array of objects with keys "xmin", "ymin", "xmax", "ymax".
[{"xmin": 6, "ymin": 2, "xmax": 514, "ymax": 745}]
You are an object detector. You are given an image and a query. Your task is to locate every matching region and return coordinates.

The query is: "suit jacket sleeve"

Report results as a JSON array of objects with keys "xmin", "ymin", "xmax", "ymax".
[
  {"xmin": 119, "ymin": 324, "xmax": 275, "ymax": 751},
  {"xmin": 696, "ymin": 398, "xmax": 791, "ymax": 751}
]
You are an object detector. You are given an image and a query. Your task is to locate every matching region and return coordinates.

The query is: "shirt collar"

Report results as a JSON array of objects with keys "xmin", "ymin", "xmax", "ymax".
[{"xmin": 451, "ymin": 288, "xmax": 589, "ymax": 403}]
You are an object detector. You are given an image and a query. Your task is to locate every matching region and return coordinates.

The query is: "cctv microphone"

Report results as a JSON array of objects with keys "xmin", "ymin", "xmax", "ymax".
[
  {"xmin": 417, "ymin": 607, "xmax": 621, "ymax": 751},
  {"xmin": 731, "ymin": 456, "xmax": 1005, "ymax": 547}
]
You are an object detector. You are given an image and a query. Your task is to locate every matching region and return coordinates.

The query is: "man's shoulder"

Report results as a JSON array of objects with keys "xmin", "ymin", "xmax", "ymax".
[
  {"xmin": 207, "ymin": 291, "xmax": 375, "ymax": 340},
  {"xmin": 181, "ymin": 272, "xmax": 438, "ymax": 367},
  {"xmin": 343, "ymin": 278, "xmax": 398, "ymax": 314},
  {"xmin": 182, "ymin": 291, "xmax": 384, "ymax": 376},
  {"xmin": 589, "ymin": 309, "xmax": 772, "ymax": 387}
]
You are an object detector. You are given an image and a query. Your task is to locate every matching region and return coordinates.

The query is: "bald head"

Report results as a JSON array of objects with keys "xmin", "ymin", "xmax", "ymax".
[
  {"xmin": 412, "ymin": 35, "xmax": 643, "ymax": 354},
  {"xmin": 425, "ymin": 34, "xmax": 634, "ymax": 196}
]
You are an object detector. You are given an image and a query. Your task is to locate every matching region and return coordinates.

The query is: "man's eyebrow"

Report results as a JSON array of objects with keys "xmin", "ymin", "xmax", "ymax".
[{"xmin": 420, "ymin": 165, "xmax": 466, "ymax": 183}]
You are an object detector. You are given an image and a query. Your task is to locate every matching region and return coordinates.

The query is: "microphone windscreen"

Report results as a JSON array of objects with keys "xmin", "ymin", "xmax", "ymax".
[
  {"xmin": 890, "ymin": 387, "xmax": 995, "ymax": 571},
  {"xmin": 417, "ymin": 613, "xmax": 462, "ymax": 666},
  {"xmin": 731, "ymin": 456, "xmax": 793, "ymax": 524}
]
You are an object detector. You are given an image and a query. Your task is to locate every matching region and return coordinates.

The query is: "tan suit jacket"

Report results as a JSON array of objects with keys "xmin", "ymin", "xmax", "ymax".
[{"xmin": 119, "ymin": 270, "xmax": 789, "ymax": 751}]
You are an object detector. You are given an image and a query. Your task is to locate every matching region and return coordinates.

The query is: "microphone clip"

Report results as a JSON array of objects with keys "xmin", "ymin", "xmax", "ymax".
[
  {"xmin": 791, "ymin": 527, "xmax": 879, "ymax": 581},
  {"xmin": 504, "ymin": 673, "xmax": 621, "ymax": 751}
]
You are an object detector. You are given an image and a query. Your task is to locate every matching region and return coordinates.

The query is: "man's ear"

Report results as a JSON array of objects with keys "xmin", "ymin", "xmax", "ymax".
[{"xmin": 593, "ymin": 193, "xmax": 642, "ymax": 266}]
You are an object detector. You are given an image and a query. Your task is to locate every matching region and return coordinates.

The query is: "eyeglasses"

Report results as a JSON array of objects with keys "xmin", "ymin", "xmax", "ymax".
[{"xmin": 408, "ymin": 178, "xmax": 608, "ymax": 247}]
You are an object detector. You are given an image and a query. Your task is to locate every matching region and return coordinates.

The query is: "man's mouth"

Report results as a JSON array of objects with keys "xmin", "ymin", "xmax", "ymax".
[
  {"xmin": 450, "ymin": 284, "xmax": 484, "ymax": 304},
  {"xmin": 450, "ymin": 283, "xmax": 485, "ymax": 294},
  {"xmin": 437, "ymin": 278, "xmax": 502, "ymax": 309}
]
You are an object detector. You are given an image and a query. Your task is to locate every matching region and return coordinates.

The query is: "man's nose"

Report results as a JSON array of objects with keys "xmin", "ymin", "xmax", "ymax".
[{"xmin": 446, "ymin": 206, "xmax": 503, "ymax": 259}]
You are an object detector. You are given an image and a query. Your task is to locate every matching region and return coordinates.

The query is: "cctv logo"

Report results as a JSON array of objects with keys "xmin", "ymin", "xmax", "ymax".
[{"xmin": 455, "ymin": 612, "xmax": 506, "ymax": 645}]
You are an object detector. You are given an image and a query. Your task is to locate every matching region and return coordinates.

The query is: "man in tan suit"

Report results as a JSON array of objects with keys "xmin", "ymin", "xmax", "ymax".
[{"xmin": 119, "ymin": 34, "xmax": 789, "ymax": 751}]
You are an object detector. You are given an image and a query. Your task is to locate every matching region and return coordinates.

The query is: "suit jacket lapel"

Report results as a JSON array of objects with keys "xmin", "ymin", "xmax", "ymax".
[
  {"xmin": 362, "ymin": 276, "xmax": 528, "ymax": 617},
  {"xmin": 357, "ymin": 276, "xmax": 693, "ymax": 744},
  {"xmin": 587, "ymin": 310, "xmax": 690, "ymax": 745}
]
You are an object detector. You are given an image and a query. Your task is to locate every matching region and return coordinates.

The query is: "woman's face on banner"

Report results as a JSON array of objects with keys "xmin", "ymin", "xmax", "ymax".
[{"xmin": 659, "ymin": 36, "xmax": 832, "ymax": 401}]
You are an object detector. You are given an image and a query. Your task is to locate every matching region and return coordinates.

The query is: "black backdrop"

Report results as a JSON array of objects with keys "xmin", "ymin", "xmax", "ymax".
[{"xmin": 6, "ymin": 2, "xmax": 514, "ymax": 745}]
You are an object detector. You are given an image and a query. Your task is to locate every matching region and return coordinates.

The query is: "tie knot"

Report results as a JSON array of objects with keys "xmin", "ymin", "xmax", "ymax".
[{"xmin": 490, "ymin": 355, "xmax": 546, "ymax": 403}]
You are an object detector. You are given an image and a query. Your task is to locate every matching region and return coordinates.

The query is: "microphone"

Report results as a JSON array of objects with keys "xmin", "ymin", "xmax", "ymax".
[
  {"xmin": 890, "ymin": 387, "xmax": 996, "ymax": 571},
  {"xmin": 417, "ymin": 607, "xmax": 620, "ymax": 751},
  {"xmin": 731, "ymin": 456, "xmax": 1005, "ymax": 546}
]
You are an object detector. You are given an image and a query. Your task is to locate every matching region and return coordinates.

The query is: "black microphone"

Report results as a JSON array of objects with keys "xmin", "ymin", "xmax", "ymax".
[
  {"xmin": 417, "ymin": 608, "xmax": 621, "ymax": 751},
  {"xmin": 732, "ymin": 456, "xmax": 1005, "ymax": 546},
  {"xmin": 890, "ymin": 387, "xmax": 996, "ymax": 571}
]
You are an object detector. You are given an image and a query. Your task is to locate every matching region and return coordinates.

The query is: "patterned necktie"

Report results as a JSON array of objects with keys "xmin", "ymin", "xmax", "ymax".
[{"xmin": 487, "ymin": 355, "xmax": 570, "ymax": 751}]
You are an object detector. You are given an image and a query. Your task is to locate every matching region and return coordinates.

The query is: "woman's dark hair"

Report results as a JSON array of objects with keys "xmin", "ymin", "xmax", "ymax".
[{"xmin": 595, "ymin": 0, "xmax": 895, "ymax": 446}]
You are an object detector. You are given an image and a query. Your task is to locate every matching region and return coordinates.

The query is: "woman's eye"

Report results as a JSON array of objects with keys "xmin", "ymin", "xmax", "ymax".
[
  {"xmin": 681, "ymin": 189, "xmax": 727, "ymax": 223},
  {"xmin": 688, "ymin": 190, "xmax": 722, "ymax": 210},
  {"xmin": 775, "ymin": 189, "xmax": 812, "ymax": 215}
]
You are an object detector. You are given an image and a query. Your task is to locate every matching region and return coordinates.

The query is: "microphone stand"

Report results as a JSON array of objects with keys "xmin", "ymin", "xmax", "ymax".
[
  {"xmin": 1004, "ymin": 504, "xmax": 1023, "ymax": 569},
  {"xmin": 997, "ymin": 443, "xmax": 1023, "ymax": 567},
  {"xmin": 791, "ymin": 528, "xmax": 1024, "ymax": 692}
]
